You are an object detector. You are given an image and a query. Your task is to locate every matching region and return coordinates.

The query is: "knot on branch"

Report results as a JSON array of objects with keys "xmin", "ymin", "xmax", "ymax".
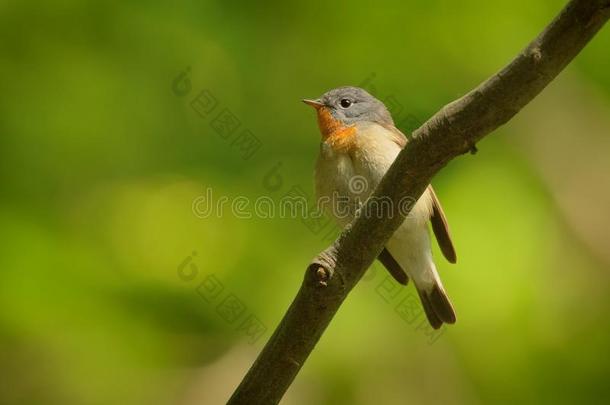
[
  {"xmin": 307, "ymin": 245, "xmax": 342, "ymax": 289},
  {"xmin": 530, "ymin": 46, "xmax": 543, "ymax": 62},
  {"xmin": 315, "ymin": 267, "xmax": 329, "ymax": 287}
]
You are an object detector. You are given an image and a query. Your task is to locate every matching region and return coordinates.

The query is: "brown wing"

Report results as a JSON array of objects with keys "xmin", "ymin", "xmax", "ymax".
[
  {"xmin": 377, "ymin": 248, "xmax": 409, "ymax": 285},
  {"xmin": 377, "ymin": 126, "xmax": 410, "ymax": 283},
  {"xmin": 383, "ymin": 124, "xmax": 408, "ymax": 148},
  {"xmin": 428, "ymin": 185, "xmax": 457, "ymax": 263},
  {"xmin": 385, "ymin": 124, "xmax": 457, "ymax": 264}
]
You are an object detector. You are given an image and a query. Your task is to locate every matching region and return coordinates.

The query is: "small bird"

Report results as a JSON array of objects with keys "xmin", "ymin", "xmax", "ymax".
[{"xmin": 303, "ymin": 86, "xmax": 457, "ymax": 329}]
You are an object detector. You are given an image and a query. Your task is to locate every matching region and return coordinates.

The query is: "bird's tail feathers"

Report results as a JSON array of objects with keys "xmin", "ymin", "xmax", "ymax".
[{"xmin": 415, "ymin": 277, "xmax": 456, "ymax": 329}]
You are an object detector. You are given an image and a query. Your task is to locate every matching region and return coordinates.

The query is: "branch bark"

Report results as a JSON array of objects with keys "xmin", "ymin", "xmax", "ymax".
[{"xmin": 228, "ymin": 1, "xmax": 610, "ymax": 403}]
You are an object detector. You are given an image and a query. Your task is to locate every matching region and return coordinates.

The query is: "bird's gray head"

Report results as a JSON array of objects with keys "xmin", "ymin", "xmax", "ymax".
[{"xmin": 303, "ymin": 86, "xmax": 394, "ymax": 127}]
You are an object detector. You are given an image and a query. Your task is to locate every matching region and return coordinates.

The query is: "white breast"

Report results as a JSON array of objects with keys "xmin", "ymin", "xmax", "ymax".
[
  {"xmin": 315, "ymin": 122, "xmax": 434, "ymax": 229},
  {"xmin": 315, "ymin": 122, "xmax": 434, "ymax": 226}
]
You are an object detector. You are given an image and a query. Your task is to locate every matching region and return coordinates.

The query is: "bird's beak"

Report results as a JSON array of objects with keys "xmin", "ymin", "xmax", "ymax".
[{"xmin": 302, "ymin": 98, "xmax": 324, "ymax": 110}]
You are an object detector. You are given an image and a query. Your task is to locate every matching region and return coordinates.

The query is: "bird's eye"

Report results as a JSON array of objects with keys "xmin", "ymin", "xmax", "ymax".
[{"xmin": 339, "ymin": 98, "xmax": 352, "ymax": 108}]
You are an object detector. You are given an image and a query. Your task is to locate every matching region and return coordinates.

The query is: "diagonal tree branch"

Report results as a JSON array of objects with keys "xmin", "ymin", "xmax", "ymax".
[{"xmin": 228, "ymin": 1, "xmax": 610, "ymax": 403}]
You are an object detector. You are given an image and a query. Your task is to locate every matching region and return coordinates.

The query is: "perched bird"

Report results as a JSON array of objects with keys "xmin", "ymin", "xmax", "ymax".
[{"xmin": 303, "ymin": 86, "xmax": 457, "ymax": 329}]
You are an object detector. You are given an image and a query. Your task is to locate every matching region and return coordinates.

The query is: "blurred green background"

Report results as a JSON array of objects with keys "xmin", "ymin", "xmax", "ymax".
[{"xmin": 1, "ymin": 0, "xmax": 610, "ymax": 404}]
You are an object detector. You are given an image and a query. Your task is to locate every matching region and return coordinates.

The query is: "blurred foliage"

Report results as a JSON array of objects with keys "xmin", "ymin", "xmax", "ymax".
[{"xmin": 1, "ymin": 0, "xmax": 609, "ymax": 404}]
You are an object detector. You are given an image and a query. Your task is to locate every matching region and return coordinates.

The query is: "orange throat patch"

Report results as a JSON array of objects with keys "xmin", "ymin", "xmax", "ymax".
[{"xmin": 316, "ymin": 107, "xmax": 356, "ymax": 152}]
